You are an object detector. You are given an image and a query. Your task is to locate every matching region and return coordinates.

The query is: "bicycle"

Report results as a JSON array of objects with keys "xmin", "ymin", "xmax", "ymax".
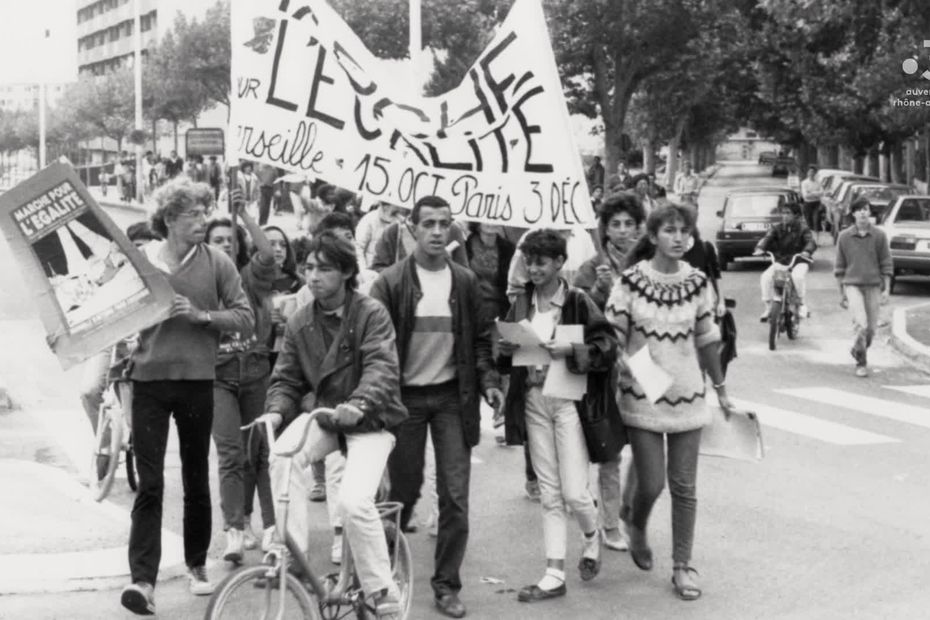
[
  {"xmin": 763, "ymin": 252, "xmax": 811, "ymax": 351},
  {"xmin": 205, "ymin": 409, "xmax": 413, "ymax": 620},
  {"xmin": 90, "ymin": 346, "xmax": 137, "ymax": 501}
]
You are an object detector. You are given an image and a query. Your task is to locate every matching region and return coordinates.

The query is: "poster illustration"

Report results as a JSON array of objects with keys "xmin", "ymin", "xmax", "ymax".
[
  {"xmin": 229, "ymin": 0, "xmax": 595, "ymax": 229},
  {"xmin": 0, "ymin": 163, "xmax": 174, "ymax": 369}
]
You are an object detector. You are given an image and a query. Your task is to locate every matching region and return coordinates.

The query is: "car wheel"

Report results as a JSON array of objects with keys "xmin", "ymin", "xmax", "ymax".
[{"xmin": 889, "ymin": 273, "xmax": 897, "ymax": 295}]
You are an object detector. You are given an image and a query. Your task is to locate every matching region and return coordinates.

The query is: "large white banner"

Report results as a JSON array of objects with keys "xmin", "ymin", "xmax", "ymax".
[{"xmin": 229, "ymin": 0, "xmax": 594, "ymax": 229}]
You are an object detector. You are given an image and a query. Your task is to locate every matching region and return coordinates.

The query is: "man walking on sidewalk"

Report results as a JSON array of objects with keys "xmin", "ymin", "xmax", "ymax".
[
  {"xmin": 120, "ymin": 178, "xmax": 254, "ymax": 616},
  {"xmin": 369, "ymin": 196, "xmax": 504, "ymax": 618},
  {"xmin": 835, "ymin": 197, "xmax": 892, "ymax": 377}
]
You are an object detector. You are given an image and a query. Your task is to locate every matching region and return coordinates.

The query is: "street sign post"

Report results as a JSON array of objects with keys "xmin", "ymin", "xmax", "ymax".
[{"xmin": 185, "ymin": 128, "xmax": 225, "ymax": 158}]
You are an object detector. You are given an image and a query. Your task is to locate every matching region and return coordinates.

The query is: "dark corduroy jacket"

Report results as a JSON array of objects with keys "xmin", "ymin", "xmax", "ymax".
[{"xmin": 265, "ymin": 290, "xmax": 407, "ymax": 433}]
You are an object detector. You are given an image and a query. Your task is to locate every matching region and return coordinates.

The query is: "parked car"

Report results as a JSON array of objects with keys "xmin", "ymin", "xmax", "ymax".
[
  {"xmin": 715, "ymin": 187, "xmax": 802, "ymax": 270},
  {"xmin": 758, "ymin": 151, "xmax": 778, "ymax": 165},
  {"xmin": 821, "ymin": 173, "xmax": 878, "ymax": 200},
  {"xmin": 829, "ymin": 182, "xmax": 911, "ymax": 241},
  {"xmin": 771, "ymin": 156, "xmax": 796, "ymax": 177},
  {"xmin": 878, "ymin": 196, "xmax": 930, "ymax": 293},
  {"xmin": 824, "ymin": 179, "xmax": 881, "ymax": 241}
]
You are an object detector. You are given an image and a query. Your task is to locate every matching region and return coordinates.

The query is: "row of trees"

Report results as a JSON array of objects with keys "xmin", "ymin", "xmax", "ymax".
[
  {"xmin": 3, "ymin": 0, "xmax": 929, "ymax": 185},
  {"xmin": 0, "ymin": 1, "xmax": 229, "ymax": 165}
]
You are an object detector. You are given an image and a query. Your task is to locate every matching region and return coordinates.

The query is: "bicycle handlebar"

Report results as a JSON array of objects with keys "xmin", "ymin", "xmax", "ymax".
[
  {"xmin": 761, "ymin": 251, "xmax": 812, "ymax": 269},
  {"xmin": 241, "ymin": 407, "xmax": 335, "ymax": 458}
]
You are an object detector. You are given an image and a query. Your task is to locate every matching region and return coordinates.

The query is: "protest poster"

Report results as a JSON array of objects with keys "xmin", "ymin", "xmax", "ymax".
[
  {"xmin": 0, "ymin": 163, "xmax": 174, "ymax": 369},
  {"xmin": 229, "ymin": 0, "xmax": 594, "ymax": 229}
]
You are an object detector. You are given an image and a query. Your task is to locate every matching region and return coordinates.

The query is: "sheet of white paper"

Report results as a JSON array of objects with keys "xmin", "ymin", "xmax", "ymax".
[
  {"xmin": 496, "ymin": 319, "xmax": 550, "ymax": 366},
  {"xmin": 626, "ymin": 346, "xmax": 674, "ymax": 404},
  {"xmin": 543, "ymin": 325, "xmax": 586, "ymax": 400}
]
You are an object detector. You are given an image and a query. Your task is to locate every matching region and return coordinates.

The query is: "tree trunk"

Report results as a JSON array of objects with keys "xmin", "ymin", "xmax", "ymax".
[
  {"xmin": 173, "ymin": 121, "xmax": 179, "ymax": 152},
  {"xmin": 665, "ymin": 119, "xmax": 686, "ymax": 192},
  {"xmin": 889, "ymin": 141, "xmax": 901, "ymax": 184},
  {"xmin": 643, "ymin": 137, "xmax": 655, "ymax": 174},
  {"xmin": 905, "ymin": 137, "xmax": 916, "ymax": 186},
  {"xmin": 838, "ymin": 145, "xmax": 852, "ymax": 170},
  {"xmin": 152, "ymin": 118, "xmax": 158, "ymax": 154}
]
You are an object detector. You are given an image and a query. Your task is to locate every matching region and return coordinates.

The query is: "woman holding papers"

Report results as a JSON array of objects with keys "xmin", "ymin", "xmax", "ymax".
[
  {"xmin": 605, "ymin": 203, "xmax": 734, "ymax": 601},
  {"xmin": 497, "ymin": 229, "xmax": 621, "ymax": 603}
]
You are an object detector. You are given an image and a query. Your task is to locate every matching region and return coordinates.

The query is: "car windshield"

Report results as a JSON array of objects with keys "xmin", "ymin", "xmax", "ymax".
[
  {"xmin": 727, "ymin": 194, "xmax": 785, "ymax": 217},
  {"xmin": 893, "ymin": 199, "xmax": 930, "ymax": 223},
  {"xmin": 855, "ymin": 186, "xmax": 909, "ymax": 203}
]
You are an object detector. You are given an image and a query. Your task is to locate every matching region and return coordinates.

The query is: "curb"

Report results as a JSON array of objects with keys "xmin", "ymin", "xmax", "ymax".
[
  {"xmin": 0, "ymin": 460, "xmax": 190, "ymax": 595},
  {"xmin": 890, "ymin": 303, "xmax": 930, "ymax": 374}
]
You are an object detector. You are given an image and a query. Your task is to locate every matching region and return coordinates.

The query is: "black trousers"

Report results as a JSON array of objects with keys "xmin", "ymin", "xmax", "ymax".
[
  {"xmin": 389, "ymin": 380, "xmax": 471, "ymax": 596},
  {"xmin": 129, "ymin": 380, "xmax": 213, "ymax": 585},
  {"xmin": 802, "ymin": 200, "xmax": 822, "ymax": 233}
]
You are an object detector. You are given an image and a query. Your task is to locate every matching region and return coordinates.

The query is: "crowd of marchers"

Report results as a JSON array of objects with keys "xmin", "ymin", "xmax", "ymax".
[{"xmin": 73, "ymin": 156, "xmax": 887, "ymax": 618}]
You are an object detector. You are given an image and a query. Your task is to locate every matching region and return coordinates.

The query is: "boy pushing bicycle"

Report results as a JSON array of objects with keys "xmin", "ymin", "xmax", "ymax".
[{"xmin": 257, "ymin": 230, "xmax": 408, "ymax": 617}]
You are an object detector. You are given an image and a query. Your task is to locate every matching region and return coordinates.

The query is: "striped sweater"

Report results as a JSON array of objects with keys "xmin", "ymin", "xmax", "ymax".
[{"xmin": 605, "ymin": 260, "xmax": 720, "ymax": 433}]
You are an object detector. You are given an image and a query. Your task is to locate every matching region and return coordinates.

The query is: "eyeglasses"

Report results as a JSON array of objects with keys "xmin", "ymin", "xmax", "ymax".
[{"xmin": 178, "ymin": 207, "xmax": 211, "ymax": 219}]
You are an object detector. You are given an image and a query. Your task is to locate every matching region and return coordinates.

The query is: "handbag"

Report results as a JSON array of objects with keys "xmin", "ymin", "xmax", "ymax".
[{"xmin": 577, "ymin": 370, "xmax": 626, "ymax": 463}]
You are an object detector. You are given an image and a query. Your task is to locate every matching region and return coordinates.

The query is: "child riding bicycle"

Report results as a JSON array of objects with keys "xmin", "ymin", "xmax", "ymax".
[{"xmin": 256, "ymin": 231, "xmax": 408, "ymax": 617}]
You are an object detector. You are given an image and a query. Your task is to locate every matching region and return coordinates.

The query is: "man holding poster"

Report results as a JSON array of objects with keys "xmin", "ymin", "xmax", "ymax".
[{"xmin": 120, "ymin": 178, "xmax": 254, "ymax": 616}]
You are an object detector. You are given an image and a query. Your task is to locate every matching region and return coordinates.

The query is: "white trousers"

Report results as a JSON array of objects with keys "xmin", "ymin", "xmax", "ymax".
[
  {"xmin": 270, "ymin": 417, "xmax": 396, "ymax": 595},
  {"xmin": 525, "ymin": 388, "xmax": 599, "ymax": 560},
  {"xmin": 760, "ymin": 262, "xmax": 808, "ymax": 303}
]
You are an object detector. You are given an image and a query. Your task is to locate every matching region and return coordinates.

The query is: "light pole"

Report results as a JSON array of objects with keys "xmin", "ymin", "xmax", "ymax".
[
  {"xmin": 134, "ymin": 0, "xmax": 144, "ymax": 202},
  {"xmin": 410, "ymin": 0, "xmax": 422, "ymax": 94}
]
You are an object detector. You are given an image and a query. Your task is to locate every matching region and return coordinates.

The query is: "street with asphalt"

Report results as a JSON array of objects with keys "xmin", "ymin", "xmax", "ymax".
[{"xmin": 2, "ymin": 162, "xmax": 930, "ymax": 619}]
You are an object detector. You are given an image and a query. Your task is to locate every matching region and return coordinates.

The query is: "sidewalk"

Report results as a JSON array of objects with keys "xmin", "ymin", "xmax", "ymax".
[
  {"xmin": 0, "ymin": 317, "xmax": 186, "ymax": 595},
  {"xmin": 891, "ymin": 303, "xmax": 930, "ymax": 372}
]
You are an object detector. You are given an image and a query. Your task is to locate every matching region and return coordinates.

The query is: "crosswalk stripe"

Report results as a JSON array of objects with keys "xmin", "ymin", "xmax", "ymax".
[
  {"xmin": 732, "ymin": 399, "xmax": 898, "ymax": 445},
  {"xmin": 883, "ymin": 385, "xmax": 930, "ymax": 399},
  {"xmin": 778, "ymin": 387, "xmax": 930, "ymax": 430}
]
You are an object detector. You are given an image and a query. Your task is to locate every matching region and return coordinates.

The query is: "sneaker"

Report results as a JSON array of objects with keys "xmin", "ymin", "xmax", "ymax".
[
  {"xmin": 309, "ymin": 482, "xmax": 326, "ymax": 502},
  {"xmin": 799, "ymin": 304, "xmax": 810, "ymax": 318},
  {"xmin": 603, "ymin": 527, "xmax": 629, "ymax": 551},
  {"xmin": 120, "ymin": 582, "xmax": 155, "ymax": 615},
  {"xmin": 242, "ymin": 524, "xmax": 259, "ymax": 551},
  {"xmin": 262, "ymin": 526, "xmax": 276, "ymax": 552},
  {"xmin": 373, "ymin": 588, "xmax": 402, "ymax": 617},
  {"xmin": 187, "ymin": 565, "xmax": 215, "ymax": 596},
  {"xmin": 331, "ymin": 532, "xmax": 343, "ymax": 565},
  {"xmin": 579, "ymin": 530, "xmax": 602, "ymax": 581},
  {"xmin": 223, "ymin": 528, "xmax": 244, "ymax": 563},
  {"xmin": 856, "ymin": 366, "xmax": 869, "ymax": 378},
  {"xmin": 525, "ymin": 480, "xmax": 541, "ymax": 502},
  {"xmin": 759, "ymin": 309, "xmax": 769, "ymax": 322}
]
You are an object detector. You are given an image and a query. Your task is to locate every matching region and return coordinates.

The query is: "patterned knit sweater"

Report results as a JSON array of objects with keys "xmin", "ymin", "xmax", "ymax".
[{"xmin": 605, "ymin": 260, "xmax": 721, "ymax": 433}]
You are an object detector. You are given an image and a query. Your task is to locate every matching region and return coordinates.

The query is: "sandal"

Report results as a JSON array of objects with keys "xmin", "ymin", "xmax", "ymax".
[{"xmin": 671, "ymin": 564, "xmax": 701, "ymax": 601}]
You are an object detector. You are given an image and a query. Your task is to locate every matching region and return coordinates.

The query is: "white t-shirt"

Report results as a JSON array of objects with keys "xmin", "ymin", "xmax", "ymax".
[
  {"xmin": 403, "ymin": 265, "xmax": 456, "ymax": 386},
  {"xmin": 801, "ymin": 178, "xmax": 822, "ymax": 202}
]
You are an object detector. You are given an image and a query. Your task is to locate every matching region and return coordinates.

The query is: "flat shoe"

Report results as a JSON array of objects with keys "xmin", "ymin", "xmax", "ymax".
[
  {"xmin": 578, "ymin": 557, "xmax": 601, "ymax": 581},
  {"xmin": 630, "ymin": 544, "xmax": 653, "ymax": 571},
  {"xmin": 672, "ymin": 565, "xmax": 702, "ymax": 601},
  {"xmin": 517, "ymin": 583, "xmax": 566, "ymax": 602}
]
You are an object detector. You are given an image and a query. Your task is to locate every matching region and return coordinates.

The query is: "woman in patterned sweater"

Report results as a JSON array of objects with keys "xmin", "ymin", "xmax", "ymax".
[{"xmin": 604, "ymin": 203, "xmax": 734, "ymax": 601}]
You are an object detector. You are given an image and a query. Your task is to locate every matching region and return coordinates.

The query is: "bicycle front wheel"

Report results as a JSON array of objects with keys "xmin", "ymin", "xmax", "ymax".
[
  {"xmin": 205, "ymin": 565, "xmax": 321, "ymax": 620},
  {"xmin": 392, "ymin": 532, "xmax": 414, "ymax": 619},
  {"xmin": 91, "ymin": 407, "xmax": 123, "ymax": 502}
]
